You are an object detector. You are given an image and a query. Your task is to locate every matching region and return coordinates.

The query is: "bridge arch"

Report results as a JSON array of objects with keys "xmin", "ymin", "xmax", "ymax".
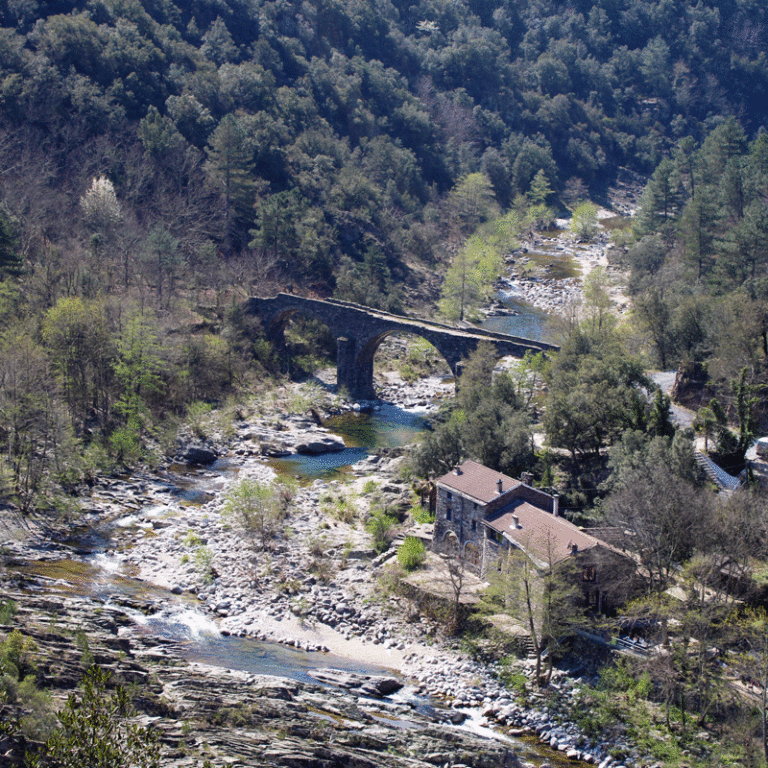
[
  {"xmin": 355, "ymin": 330, "xmax": 456, "ymax": 391},
  {"xmin": 261, "ymin": 306, "xmax": 337, "ymax": 377},
  {"xmin": 243, "ymin": 294, "xmax": 557, "ymax": 400}
]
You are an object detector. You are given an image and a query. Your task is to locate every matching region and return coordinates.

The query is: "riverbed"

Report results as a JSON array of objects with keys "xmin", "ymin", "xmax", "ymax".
[{"xmin": 0, "ymin": 219, "xmax": 635, "ymax": 766}]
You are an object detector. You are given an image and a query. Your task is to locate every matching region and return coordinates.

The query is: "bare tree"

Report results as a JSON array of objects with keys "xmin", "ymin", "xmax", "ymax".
[
  {"xmin": 605, "ymin": 460, "xmax": 709, "ymax": 599},
  {"xmin": 484, "ymin": 536, "xmax": 580, "ymax": 686},
  {"xmin": 438, "ymin": 534, "xmax": 467, "ymax": 635}
]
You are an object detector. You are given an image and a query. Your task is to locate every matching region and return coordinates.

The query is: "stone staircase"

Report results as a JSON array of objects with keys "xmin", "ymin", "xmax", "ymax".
[{"xmin": 694, "ymin": 451, "xmax": 741, "ymax": 491}]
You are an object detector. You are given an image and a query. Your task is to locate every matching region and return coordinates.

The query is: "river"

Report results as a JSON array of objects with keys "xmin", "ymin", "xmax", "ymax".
[
  {"xmin": 4, "ymin": 299, "xmax": 602, "ymax": 767},
  {"xmin": 267, "ymin": 403, "xmax": 429, "ymax": 480},
  {"xmin": 9, "ymin": 550, "xmax": 591, "ymax": 768}
]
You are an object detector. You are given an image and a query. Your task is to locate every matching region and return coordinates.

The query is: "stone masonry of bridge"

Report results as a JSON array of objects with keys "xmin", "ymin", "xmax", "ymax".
[{"xmin": 243, "ymin": 293, "xmax": 559, "ymax": 400}]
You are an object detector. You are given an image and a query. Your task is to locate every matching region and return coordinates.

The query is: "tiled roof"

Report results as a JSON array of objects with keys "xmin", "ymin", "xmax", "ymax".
[
  {"xmin": 436, "ymin": 460, "xmax": 521, "ymax": 503},
  {"xmin": 485, "ymin": 499, "xmax": 601, "ymax": 567}
]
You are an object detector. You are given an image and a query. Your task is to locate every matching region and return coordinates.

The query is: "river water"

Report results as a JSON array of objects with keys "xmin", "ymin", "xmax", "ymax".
[
  {"xmin": 4, "ymin": 291, "xmax": 599, "ymax": 766},
  {"xmin": 11, "ymin": 553, "xmax": 586, "ymax": 768},
  {"xmin": 268, "ymin": 402, "xmax": 429, "ymax": 480}
]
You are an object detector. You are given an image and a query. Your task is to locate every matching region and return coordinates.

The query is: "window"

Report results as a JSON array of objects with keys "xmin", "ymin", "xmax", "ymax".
[
  {"xmin": 447, "ymin": 492, "xmax": 453, "ymax": 500},
  {"xmin": 446, "ymin": 507, "xmax": 452, "ymax": 521},
  {"xmin": 471, "ymin": 520, "xmax": 477, "ymax": 532}
]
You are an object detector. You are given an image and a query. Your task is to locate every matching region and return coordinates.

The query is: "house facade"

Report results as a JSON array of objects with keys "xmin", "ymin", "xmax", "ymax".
[{"xmin": 433, "ymin": 460, "xmax": 637, "ymax": 614}]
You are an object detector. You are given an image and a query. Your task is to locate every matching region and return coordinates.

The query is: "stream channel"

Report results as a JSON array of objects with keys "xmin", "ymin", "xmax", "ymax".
[{"xmin": 7, "ymin": 300, "xmax": 593, "ymax": 766}]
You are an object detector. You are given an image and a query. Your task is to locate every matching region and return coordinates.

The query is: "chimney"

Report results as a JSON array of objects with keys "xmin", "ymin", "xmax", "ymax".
[
  {"xmin": 552, "ymin": 492, "xmax": 559, "ymax": 517},
  {"xmin": 454, "ymin": 465, "xmax": 462, "ymax": 475},
  {"xmin": 496, "ymin": 477, "xmax": 503, "ymax": 493},
  {"xmin": 512, "ymin": 514, "xmax": 519, "ymax": 528},
  {"xmin": 520, "ymin": 471, "xmax": 533, "ymax": 485}
]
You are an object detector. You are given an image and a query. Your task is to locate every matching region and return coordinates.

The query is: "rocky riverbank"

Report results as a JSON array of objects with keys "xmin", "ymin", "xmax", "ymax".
[
  {"xmin": 1, "ymin": 390, "xmax": 653, "ymax": 768},
  {"xmin": 0, "ymin": 587, "xmax": 528, "ymax": 768},
  {"xmin": 488, "ymin": 215, "xmax": 630, "ymax": 320}
]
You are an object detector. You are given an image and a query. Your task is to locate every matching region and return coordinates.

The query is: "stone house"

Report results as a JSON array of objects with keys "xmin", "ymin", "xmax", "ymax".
[{"xmin": 433, "ymin": 460, "xmax": 637, "ymax": 614}]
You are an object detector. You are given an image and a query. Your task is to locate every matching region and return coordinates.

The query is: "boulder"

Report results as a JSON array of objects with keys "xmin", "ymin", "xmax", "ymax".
[
  {"xmin": 180, "ymin": 445, "xmax": 218, "ymax": 465},
  {"xmin": 260, "ymin": 442, "xmax": 292, "ymax": 457},
  {"xmin": 295, "ymin": 437, "xmax": 346, "ymax": 454},
  {"xmin": 307, "ymin": 668, "xmax": 403, "ymax": 697}
]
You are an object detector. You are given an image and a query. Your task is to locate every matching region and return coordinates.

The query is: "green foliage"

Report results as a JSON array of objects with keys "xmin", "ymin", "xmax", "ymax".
[
  {"xmin": 494, "ymin": 657, "xmax": 528, "ymax": 698},
  {"xmin": 410, "ymin": 503, "xmax": 435, "ymax": 525},
  {"xmin": 528, "ymin": 169, "xmax": 554, "ymax": 206},
  {"xmin": 42, "ymin": 297, "xmax": 113, "ymax": 434},
  {"xmin": 0, "ymin": 599, "xmax": 17, "ymax": 624},
  {"xmin": 183, "ymin": 531, "xmax": 204, "ymax": 548},
  {"xmin": 439, "ymin": 234, "xmax": 503, "ymax": 323},
  {"xmin": 397, "ymin": 536, "xmax": 426, "ymax": 572},
  {"xmin": 283, "ymin": 382, "xmax": 326, "ymax": 415},
  {"xmin": 0, "ymin": 629, "xmax": 38, "ymax": 681},
  {"xmin": 32, "ymin": 666, "xmax": 160, "ymax": 768},
  {"xmin": 411, "ymin": 343, "xmax": 534, "ymax": 478},
  {"xmin": 205, "ymin": 113, "xmax": 256, "ymax": 253},
  {"xmin": 334, "ymin": 246, "xmax": 402, "ymax": 312},
  {"xmin": 362, "ymin": 480, "xmax": 378, "ymax": 494},
  {"xmin": 74, "ymin": 630, "xmax": 94, "ymax": 669},
  {"xmin": 222, "ymin": 477, "xmax": 287, "ymax": 550},
  {"xmin": 569, "ymin": 202, "xmax": 600, "ymax": 242},
  {"xmin": 321, "ymin": 491, "xmax": 358, "ymax": 524},
  {"xmin": 365, "ymin": 509, "xmax": 397, "ymax": 554},
  {"xmin": 450, "ymin": 173, "xmax": 499, "ymax": 232},
  {"xmin": 112, "ymin": 313, "xmax": 164, "ymax": 451},
  {"xmin": 108, "ymin": 427, "xmax": 143, "ymax": 465},
  {"xmin": 0, "ymin": 207, "xmax": 21, "ymax": 276},
  {"xmin": 186, "ymin": 401, "xmax": 213, "ymax": 439},
  {"xmin": 543, "ymin": 331, "xmax": 651, "ymax": 459},
  {"xmin": 193, "ymin": 546, "xmax": 215, "ymax": 584}
]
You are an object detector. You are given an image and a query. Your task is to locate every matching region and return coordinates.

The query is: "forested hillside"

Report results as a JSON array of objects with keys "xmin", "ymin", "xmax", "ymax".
[
  {"xmin": 631, "ymin": 120, "xmax": 768, "ymax": 375},
  {"xmin": 0, "ymin": 0, "xmax": 766, "ymax": 292}
]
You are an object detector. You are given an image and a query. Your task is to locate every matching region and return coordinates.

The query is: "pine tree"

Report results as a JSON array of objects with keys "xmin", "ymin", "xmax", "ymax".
[{"xmin": 205, "ymin": 114, "xmax": 255, "ymax": 253}]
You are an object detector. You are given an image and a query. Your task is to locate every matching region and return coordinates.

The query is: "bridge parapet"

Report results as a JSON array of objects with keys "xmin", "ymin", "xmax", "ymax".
[{"xmin": 244, "ymin": 294, "xmax": 558, "ymax": 399}]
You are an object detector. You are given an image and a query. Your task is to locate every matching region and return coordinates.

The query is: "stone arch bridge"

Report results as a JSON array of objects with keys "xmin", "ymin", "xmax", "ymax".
[{"xmin": 243, "ymin": 293, "xmax": 558, "ymax": 400}]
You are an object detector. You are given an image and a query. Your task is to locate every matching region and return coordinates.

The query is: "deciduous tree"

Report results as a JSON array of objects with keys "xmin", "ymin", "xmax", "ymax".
[
  {"xmin": 438, "ymin": 235, "xmax": 502, "ymax": 322},
  {"xmin": 223, "ymin": 477, "xmax": 288, "ymax": 550}
]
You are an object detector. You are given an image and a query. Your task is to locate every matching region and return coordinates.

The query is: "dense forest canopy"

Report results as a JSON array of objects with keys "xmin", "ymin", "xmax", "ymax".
[
  {"xmin": 0, "ymin": 0, "xmax": 766, "ymax": 293},
  {"xmin": 629, "ymin": 120, "xmax": 768, "ymax": 412}
]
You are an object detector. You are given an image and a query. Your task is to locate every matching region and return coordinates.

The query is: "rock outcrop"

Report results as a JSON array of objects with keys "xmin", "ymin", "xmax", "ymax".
[{"xmin": 0, "ymin": 588, "xmax": 524, "ymax": 768}]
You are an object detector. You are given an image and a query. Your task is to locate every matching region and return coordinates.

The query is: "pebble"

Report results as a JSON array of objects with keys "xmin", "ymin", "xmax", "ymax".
[{"xmin": 52, "ymin": 343, "xmax": 645, "ymax": 768}]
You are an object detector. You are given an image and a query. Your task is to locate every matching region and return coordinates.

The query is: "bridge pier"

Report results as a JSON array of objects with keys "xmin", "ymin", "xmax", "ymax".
[
  {"xmin": 336, "ymin": 337, "xmax": 376, "ymax": 400},
  {"xmin": 245, "ymin": 294, "xmax": 557, "ymax": 401}
]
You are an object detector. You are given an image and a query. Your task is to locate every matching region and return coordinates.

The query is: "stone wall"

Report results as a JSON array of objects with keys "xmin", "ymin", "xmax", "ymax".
[{"xmin": 433, "ymin": 485, "xmax": 489, "ymax": 574}]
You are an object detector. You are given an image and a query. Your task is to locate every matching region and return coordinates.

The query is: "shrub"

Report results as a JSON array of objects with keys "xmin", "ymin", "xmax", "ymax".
[
  {"xmin": 397, "ymin": 537, "xmax": 426, "ymax": 572},
  {"xmin": 362, "ymin": 480, "xmax": 378, "ymax": 494},
  {"xmin": 0, "ymin": 629, "xmax": 39, "ymax": 681},
  {"xmin": 193, "ymin": 546, "xmax": 215, "ymax": 584},
  {"xmin": 0, "ymin": 599, "xmax": 17, "ymax": 624},
  {"xmin": 222, "ymin": 477, "xmax": 286, "ymax": 550},
  {"xmin": 186, "ymin": 401, "xmax": 213, "ymax": 438},
  {"xmin": 411, "ymin": 503, "xmax": 435, "ymax": 525},
  {"xmin": 38, "ymin": 666, "xmax": 160, "ymax": 768},
  {"xmin": 365, "ymin": 509, "xmax": 397, "ymax": 554}
]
